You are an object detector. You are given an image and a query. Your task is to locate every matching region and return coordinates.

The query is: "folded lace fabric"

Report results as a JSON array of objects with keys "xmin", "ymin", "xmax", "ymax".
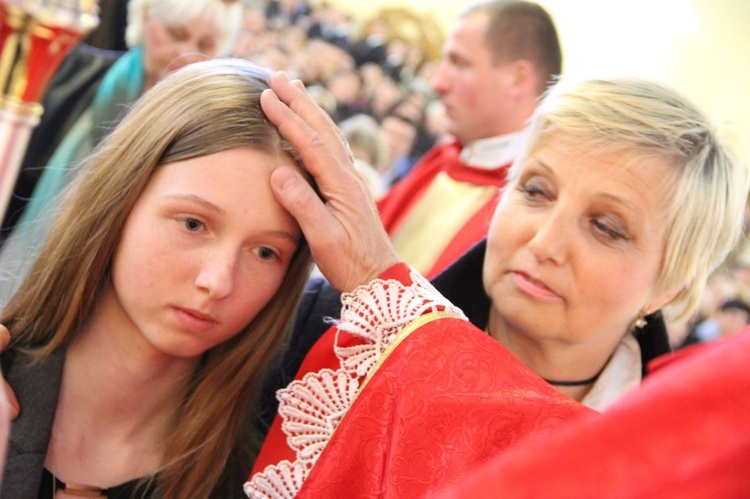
[{"xmin": 245, "ymin": 263, "xmax": 465, "ymax": 497}]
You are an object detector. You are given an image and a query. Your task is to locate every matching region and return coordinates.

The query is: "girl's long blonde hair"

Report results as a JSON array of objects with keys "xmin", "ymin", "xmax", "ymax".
[{"xmin": 2, "ymin": 58, "xmax": 314, "ymax": 498}]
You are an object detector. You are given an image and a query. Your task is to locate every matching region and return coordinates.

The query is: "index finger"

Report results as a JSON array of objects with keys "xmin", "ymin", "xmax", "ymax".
[{"xmin": 266, "ymin": 72, "xmax": 355, "ymax": 167}]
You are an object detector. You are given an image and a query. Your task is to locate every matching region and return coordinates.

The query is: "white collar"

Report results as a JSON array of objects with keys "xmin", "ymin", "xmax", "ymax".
[
  {"xmin": 458, "ymin": 128, "xmax": 531, "ymax": 170},
  {"xmin": 582, "ymin": 333, "xmax": 642, "ymax": 412}
]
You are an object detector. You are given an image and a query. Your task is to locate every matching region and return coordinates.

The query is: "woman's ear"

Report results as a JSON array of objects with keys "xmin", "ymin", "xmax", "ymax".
[{"xmin": 645, "ymin": 287, "xmax": 682, "ymax": 316}]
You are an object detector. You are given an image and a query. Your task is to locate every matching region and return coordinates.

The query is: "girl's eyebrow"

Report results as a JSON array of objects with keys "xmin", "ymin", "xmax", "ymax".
[
  {"xmin": 166, "ymin": 194, "xmax": 301, "ymax": 244},
  {"xmin": 165, "ymin": 194, "xmax": 224, "ymax": 214},
  {"xmin": 264, "ymin": 229, "xmax": 301, "ymax": 245}
]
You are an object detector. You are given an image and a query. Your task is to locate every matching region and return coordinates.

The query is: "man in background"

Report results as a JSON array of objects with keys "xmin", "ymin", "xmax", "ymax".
[{"xmin": 378, "ymin": 0, "xmax": 562, "ymax": 278}]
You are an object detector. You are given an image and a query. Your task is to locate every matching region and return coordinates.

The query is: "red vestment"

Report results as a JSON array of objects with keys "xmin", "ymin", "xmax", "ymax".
[
  {"xmin": 377, "ymin": 141, "xmax": 509, "ymax": 279},
  {"xmin": 247, "ymin": 264, "xmax": 591, "ymax": 498},
  {"xmin": 434, "ymin": 328, "xmax": 750, "ymax": 498}
]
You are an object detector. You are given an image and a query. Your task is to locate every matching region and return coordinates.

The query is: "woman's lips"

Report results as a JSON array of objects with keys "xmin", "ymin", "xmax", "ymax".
[{"xmin": 511, "ymin": 271, "xmax": 561, "ymax": 300}]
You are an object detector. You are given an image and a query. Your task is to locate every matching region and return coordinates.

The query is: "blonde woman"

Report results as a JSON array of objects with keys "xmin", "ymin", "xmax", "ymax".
[{"xmin": 248, "ymin": 76, "xmax": 749, "ymax": 497}]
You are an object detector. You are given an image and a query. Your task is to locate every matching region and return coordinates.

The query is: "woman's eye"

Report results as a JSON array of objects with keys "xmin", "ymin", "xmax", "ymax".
[
  {"xmin": 182, "ymin": 217, "xmax": 204, "ymax": 232},
  {"xmin": 257, "ymin": 247, "xmax": 278, "ymax": 261},
  {"xmin": 518, "ymin": 177, "xmax": 549, "ymax": 199},
  {"xmin": 167, "ymin": 27, "xmax": 188, "ymax": 41},
  {"xmin": 198, "ymin": 39, "xmax": 217, "ymax": 53},
  {"xmin": 593, "ymin": 218, "xmax": 629, "ymax": 242}
]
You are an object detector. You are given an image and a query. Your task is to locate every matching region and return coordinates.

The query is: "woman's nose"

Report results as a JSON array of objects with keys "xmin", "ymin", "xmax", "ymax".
[
  {"xmin": 527, "ymin": 212, "xmax": 569, "ymax": 265},
  {"xmin": 176, "ymin": 39, "xmax": 203, "ymax": 57}
]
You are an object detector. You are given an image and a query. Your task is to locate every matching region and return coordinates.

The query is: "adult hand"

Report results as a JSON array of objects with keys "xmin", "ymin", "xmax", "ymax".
[{"xmin": 261, "ymin": 72, "xmax": 399, "ymax": 293}]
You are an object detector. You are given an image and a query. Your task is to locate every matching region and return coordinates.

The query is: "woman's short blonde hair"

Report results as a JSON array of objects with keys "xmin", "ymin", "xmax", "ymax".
[
  {"xmin": 512, "ymin": 77, "xmax": 750, "ymax": 322},
  {"xmin": 126, "ymin": 0, "xmax": 243, "ymax": 54}
]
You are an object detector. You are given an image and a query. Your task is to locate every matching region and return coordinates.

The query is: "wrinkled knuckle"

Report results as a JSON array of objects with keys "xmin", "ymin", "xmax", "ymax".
[
  {"xmin": 288, "ymin": 186, "xmax": 316, "ymax": 212},
  {"xmin": 307, "ymin": 135, "xmax": 328, "ymax": 155}
]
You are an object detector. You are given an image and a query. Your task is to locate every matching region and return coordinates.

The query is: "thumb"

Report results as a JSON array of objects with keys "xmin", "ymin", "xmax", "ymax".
[{"xmin": 271, "ymin": 166, "xmax": 331, "ymax": 239}]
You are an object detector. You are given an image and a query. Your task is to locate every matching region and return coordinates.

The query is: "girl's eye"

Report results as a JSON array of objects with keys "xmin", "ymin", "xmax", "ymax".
[
  {"xmin": 257, "ymin": 247, "xmax": 278, "ymax": 261},
  {"xmin": 182, "ymin": 217, "xmax": 204, "ymax": 232}
]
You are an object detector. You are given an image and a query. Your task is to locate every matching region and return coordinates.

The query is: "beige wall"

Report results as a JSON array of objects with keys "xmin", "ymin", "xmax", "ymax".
[{"xmin": 329, "ymin": 0, "xmax": 750, "ymax": 160}]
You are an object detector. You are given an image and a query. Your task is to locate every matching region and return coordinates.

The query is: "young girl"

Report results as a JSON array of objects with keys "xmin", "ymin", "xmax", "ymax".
[{"xmin": 1, "ymin": 59, "xmax": 315, "ymax": 498}]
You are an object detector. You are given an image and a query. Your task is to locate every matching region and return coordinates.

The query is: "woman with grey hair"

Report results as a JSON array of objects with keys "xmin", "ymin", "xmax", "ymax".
[{"xmin": 125, "ymin": 0, "xmax": 242, "ymax": 91}]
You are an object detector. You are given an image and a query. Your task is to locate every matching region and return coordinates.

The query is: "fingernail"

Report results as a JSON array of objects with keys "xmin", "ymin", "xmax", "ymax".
[{"xmin": 273, "ymin": 167, "xmax": 298, "ymax": 190}]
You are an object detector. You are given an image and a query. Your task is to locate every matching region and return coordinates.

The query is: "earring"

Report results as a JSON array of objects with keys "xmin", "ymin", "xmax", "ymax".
[{"xmin": 633, "ymin": 311, "xmax": 648, "ymax": 329}]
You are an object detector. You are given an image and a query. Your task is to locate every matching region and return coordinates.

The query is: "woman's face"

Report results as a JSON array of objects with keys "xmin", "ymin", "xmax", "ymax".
[
  {"xmin": 142, "ymin": 12, "xmax": 222, "ymax": 88},
  {"xmin": 109, "ymin": 147, "xmax": 300, "ymax": 360},
  {"xmin": 483, "ymin": 133, "xmax": 676, "ymax": 353}
]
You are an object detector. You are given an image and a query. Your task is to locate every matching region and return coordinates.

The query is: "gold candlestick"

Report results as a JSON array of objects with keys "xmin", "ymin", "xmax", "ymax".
[{"xmin": 0, "ymin": 0, "xmax": 98, "ymax": 224}]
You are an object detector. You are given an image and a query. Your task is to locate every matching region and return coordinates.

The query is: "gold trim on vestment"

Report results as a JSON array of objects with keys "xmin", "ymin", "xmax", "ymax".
[
  {"xmin": 357, "ymin": 310, "xmax": 462, "ymax": 395},
  {"xmin": 390, "ymin": 171, "xmax": 497, "ymax": 274}
]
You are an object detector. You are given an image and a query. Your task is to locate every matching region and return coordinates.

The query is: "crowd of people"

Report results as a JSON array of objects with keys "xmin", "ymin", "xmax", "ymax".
[
  {"xmin": 227, "ymin": 0, "xmax": 452, "ymax": 196},
  {"xmin": 0, "ymin": 0, "xmax": 748, "ymax": 497}
]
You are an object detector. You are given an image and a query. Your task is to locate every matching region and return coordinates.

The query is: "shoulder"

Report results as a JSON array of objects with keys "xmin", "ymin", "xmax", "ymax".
[
  {"xmin": 431, "ymin": 241, "xmax": 490, "ymax": 328},
  {"xmin": 1, "ymin": 349, "xmax": 65, "ymax": 497},
  {"xmin": 296, "ymin": 277, "xmax": 342, "ymax": 329}
]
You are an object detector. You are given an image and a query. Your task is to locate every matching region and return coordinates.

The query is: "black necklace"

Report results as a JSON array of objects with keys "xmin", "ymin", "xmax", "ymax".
[
  {"xmin": 543, "ymin": 373, "xmax": 600, "ymax": 386},
  {"xmin": 542, "ymin": 364, "xmax": 606, "ymax": 387}
]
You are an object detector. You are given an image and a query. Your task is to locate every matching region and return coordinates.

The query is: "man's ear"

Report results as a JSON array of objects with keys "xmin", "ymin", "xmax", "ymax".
[{"xmin": 506, "ymin": 59, "xmax": 538, "ymax": 98}]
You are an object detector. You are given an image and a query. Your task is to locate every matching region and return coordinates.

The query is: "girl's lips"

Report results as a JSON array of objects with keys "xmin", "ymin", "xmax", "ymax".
[
  {"xmin": 173, "ymin": 306, "xmax": 218, "ymax": 334},
  {"xmin": 511, "ymin": 271, "xmax": 561, "ymax": 300}
]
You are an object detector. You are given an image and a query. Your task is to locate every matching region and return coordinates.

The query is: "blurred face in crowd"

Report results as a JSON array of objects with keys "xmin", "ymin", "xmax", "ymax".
[
  {"xmin": 328, "ymin": 70, "xmax": 362, "ymax": 105},
  {"xmin": 142, "ymin": 10, "xmax": 223, "ymax": 89},
  {"xmin": 380, "ymin": 115, "xmax": 417, "ymax": 169},
  {"xmin": 431, "ymin": 11, "xmax": 524, "ymax": 144},
  {"xmin": 716, "ymin": 305, "xmax": 750, "ymax": 336}
]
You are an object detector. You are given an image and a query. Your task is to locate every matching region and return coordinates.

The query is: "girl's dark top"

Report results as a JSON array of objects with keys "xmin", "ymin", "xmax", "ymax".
[{"xmin": 39, "ymin": 468, "xmax": 157, "ymax": 499}]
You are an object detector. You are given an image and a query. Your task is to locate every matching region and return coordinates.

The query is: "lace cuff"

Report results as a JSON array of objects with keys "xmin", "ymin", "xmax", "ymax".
[{"xmin": 244, "ymin": 265, "xmax": 466, "ymax": 498}]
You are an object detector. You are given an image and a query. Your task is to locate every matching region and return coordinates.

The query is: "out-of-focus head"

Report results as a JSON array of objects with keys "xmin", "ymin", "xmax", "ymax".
[
  {"xmin": 126, "ymin": 0, "xmax": 243, "ymax": 88},
  {"xmin": 512, "ymin": 77, "xmax": 750, "ymax": 321},
  {"xmin": 339, "ymin": 113, "xmax": 387, "ymax": 169},
  {"xmin": 380, "ymin": 113, "xmax": 418, "ymax": 167},
  {"xmin": 468, "ymin": 0, "xmax": 561, "ymax": 93},
  {"xmin": 431, "ymin": 0, "xmax": 561, "ymax": 143}
]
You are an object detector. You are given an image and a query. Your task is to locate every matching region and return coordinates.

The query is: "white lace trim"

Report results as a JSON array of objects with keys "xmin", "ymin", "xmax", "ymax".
[{"xmin": 244, "ymin": 267, "xmax": 466, "ymax": 498}]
